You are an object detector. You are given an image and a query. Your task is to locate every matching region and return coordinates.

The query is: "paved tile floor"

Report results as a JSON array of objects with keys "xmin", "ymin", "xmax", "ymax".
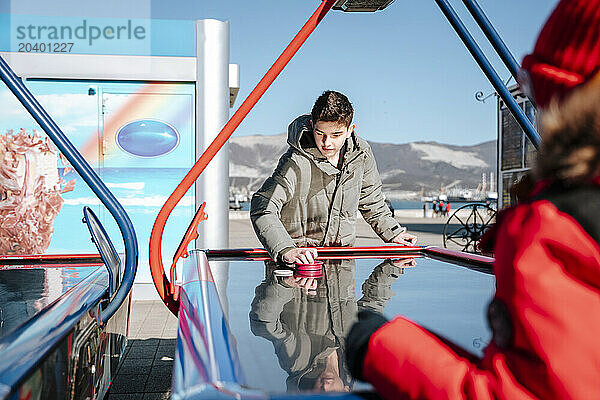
[
  {"xmin": 106, "ymin": 301, "xmax": 177, "ymax": 400},
  {"xmin": 229, "ymin": 214, "xmax": 450, "ymax": 248}
]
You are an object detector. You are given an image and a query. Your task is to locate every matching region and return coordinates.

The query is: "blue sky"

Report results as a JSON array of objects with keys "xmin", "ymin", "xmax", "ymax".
[{"xmin": 3, "ymin": 0, "xmax": 559, "ymax": 145}]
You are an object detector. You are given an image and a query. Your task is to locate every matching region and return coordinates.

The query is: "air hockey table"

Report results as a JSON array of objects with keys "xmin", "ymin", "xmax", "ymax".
[{"xmin": 170, "ymin": 246, "xmax": 495, "ymax": 399}]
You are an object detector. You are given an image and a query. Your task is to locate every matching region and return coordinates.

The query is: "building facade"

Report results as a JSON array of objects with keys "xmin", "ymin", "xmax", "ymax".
[{"xmin": 497, "ymin": 85, "xmax": 537, "ymax": 209}]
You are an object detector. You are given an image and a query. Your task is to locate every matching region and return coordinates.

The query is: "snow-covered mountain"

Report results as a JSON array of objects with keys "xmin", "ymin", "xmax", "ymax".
[{"xmin": 229, "ymin": 133, "xmax": 496, "ymax": 199}]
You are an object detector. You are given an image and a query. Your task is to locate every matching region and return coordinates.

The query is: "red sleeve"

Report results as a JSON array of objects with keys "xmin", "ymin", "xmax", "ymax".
[{"xmin": 363, "ymin": 317, "xmax": 516, "ymax": 400}]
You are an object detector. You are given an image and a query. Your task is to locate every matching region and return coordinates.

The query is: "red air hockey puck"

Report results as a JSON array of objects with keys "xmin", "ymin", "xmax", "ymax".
[
  {"xmin": 295, "ymin": 270, "xmax": 323, "ymax": 278},
  {"xmin": 296, "ymin": 265, "xmax": 322, "ymax": 271},
  {"xmin": 295, "ymin": 260, "xmax": 323, "ymax": 268},
  {"xmin": 294, "ymin": 260, "xmax": 323, "ymax": 278}
]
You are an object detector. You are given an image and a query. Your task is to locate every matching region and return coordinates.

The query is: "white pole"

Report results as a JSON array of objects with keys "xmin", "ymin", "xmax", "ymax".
[
  {"xmin": 195, "ymin": 19, "xmax": 230, "ymax": 250},
  {"xmin": 195, "ymin": 20, "xmax": 230, "ymax": 314}
]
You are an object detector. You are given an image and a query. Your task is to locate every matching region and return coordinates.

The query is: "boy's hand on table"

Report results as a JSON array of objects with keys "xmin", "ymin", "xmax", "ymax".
[
  {"xmin": 390, "ymin": 258, "xmax": 416, "ymax": 268},
  {"xmin": 282, "ymin": 247, "xmax": 318, "ymax": 264},
  {"xmin": 282, "ymin": 276, "xmax": 319, "ymax": 294},
  {"xmin": 391, "ymin": 232, "xmax": 418, "ymax": 246}
]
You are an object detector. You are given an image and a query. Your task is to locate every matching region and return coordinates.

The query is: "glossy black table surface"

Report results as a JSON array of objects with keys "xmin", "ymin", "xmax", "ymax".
[
  {"xmin": 204, "ymin": 255, "xmax": 495, "ymax": 393},
  {"xmin": 0, "ymin": 264, "xmax": 104, "ymax": 338}
]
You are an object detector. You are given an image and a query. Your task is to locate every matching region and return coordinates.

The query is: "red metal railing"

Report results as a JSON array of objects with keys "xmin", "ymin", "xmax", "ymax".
[
  {"xmin": 205, "ymin": 246, "xmax": 495, "ymax": 272},
  {"xmin": 206, "ymin": 246, "xmax": 423, "ymax": 260},
  {"xmin": 149, "ymin": 0, "xmax": 338, "ymax": 314},
  {"xmin": 0, "ymin": 253, "xmax": 103, "ymax": 265}
]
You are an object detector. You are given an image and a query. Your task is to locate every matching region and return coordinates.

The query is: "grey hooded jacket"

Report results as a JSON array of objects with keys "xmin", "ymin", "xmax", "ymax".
[{"xmin": 251, "ymin": 114, "xmax": 405, "ymax": 262}]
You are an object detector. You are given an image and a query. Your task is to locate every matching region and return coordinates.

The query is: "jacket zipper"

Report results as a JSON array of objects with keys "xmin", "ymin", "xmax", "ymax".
[{"xmin": 320, "ymin": 149, "xmax": 364, "ymax": 246}]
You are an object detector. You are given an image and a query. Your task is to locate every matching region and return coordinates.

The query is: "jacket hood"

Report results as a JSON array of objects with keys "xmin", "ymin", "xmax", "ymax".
[{"xmin": 287, "ymin": 114, "xmax": 313, "ymax": 152}]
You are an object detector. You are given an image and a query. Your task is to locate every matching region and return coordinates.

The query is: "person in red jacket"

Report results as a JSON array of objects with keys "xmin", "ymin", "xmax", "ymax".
[{"xmin": 345, "ymin": 1, "xmax": 600, "ymax": 399}]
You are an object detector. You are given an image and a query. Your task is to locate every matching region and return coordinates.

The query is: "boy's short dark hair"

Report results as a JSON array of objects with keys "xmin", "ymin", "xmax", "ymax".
[{"xmin": 311, "ymin": 90, "xmax": 353, "ymax": 127}]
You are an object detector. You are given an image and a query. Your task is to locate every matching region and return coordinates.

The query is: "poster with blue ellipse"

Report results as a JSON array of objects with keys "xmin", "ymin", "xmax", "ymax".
[{"xmin": 115, "ymin": 119, "xmax": 180, "ymax": 157}]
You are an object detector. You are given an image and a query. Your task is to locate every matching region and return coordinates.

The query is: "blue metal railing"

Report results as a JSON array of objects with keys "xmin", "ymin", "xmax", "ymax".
[
  {"xmin": 461, "ymin": 0, "xmax": 520, "ymax": 82},
  {"xmin": 434, "ymin": 0, "xmax": 542, "ymax": 149},
  {"xmin": 172, "ymin": 251, "xmax": 246, "ymax": 399},
  {"xmin": 0, "ymin": 56, "xmax": 138, "ymax": 324}
]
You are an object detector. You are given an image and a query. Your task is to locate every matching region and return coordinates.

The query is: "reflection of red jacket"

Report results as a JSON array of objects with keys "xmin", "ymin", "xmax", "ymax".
[{"xmin": 362, "ymin": 183, "xmax": 600, "ymax": 399}]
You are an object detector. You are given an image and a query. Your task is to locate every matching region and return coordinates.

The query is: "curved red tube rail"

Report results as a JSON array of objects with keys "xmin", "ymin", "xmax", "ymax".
[
  {"xmin": 169, "ymin": 202, "xmax": 208, "ymax": 295},
  {"xmin": 149, "ymin": 0, "xmax": 338, "ymax": 314}
]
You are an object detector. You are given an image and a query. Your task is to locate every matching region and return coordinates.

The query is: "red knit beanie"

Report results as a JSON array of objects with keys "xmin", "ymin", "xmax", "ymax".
[{"xmin": 520, "ymin": 0, "xmax": 600, "ymax": 109}]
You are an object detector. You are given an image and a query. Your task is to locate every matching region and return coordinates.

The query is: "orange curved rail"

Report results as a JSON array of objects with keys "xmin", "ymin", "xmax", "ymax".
[
  {"xmin": 149, "ymin": 0, "xmax": 338, "ymax": 314},
  {"xmin": 169, "ymin": 202, "xmax": 208, "ymax": 296}
]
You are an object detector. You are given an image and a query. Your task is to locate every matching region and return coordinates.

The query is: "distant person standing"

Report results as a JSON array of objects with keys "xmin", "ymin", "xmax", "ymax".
[
  {"xmin": 445, "ymin": 202, "xmax": 451, "ymax": 217},
  {"xmin": 422, "ymin": 202, "xmax": 427, "ymax": 218},
  {"xmin": 384, "ymin": 197, "xmax": 395, "ymax": 218},
  {"xmin": 432, "ymin": 200, "xmax": 438, "ymax": 217},
  {"xmin": 438, "ymin": 200, "xmax": 445, "ymax": 217}
]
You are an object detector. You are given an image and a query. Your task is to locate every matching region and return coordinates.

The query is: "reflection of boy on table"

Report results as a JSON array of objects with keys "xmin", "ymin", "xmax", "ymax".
[
  {"xmin": 250, "ymin": 91, "xmax": 416, "ymax": 266},
  {"xmin": 249, "ymin": 258, "xmax": 414, "ymax": 392}
]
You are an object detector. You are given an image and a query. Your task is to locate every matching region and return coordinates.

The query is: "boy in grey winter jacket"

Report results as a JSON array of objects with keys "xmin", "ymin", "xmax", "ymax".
[{"xmin": 251, "ymin": 91, "xmax": 417, "ymax": 264}]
